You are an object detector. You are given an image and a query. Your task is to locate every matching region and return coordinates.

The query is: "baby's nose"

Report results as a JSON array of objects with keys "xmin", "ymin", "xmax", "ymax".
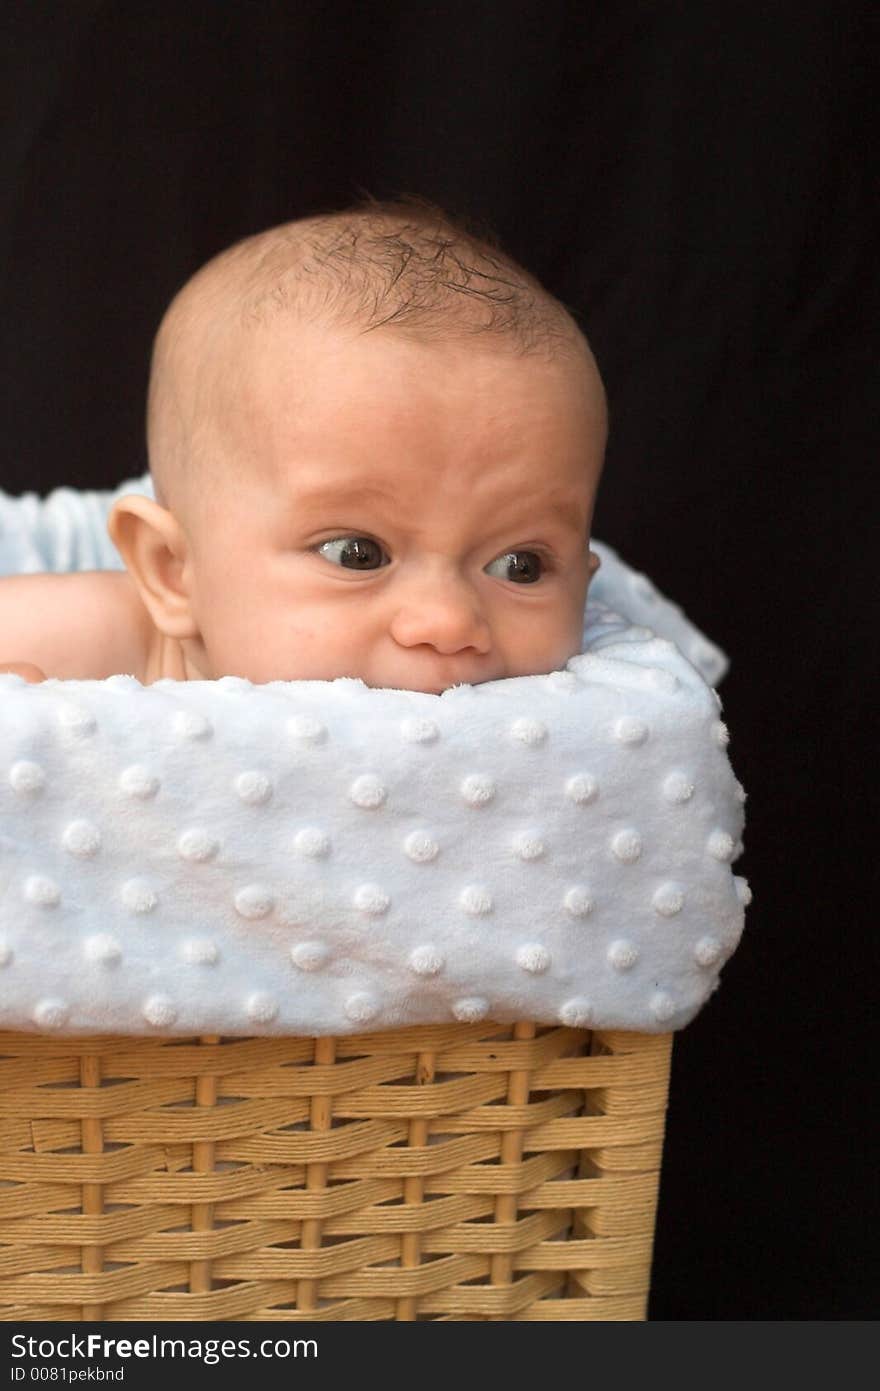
[{"xmin": 390, "ymin": 573, "xmax": 491, "ymax": 655}]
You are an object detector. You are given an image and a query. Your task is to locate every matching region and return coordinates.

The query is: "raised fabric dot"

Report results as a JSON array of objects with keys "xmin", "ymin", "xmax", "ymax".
[
  {"xmin": 452, "ymin": 996, "xmax": 489, "ymax": 1023},
  {"xmin": 143, "ymin": 995, "xmax": 177, "ymax": 1027},
  {"xmin": 734, "ymin": 781, "xmax": 747, "ymax": 804},
  {"xmin": 62, "ymin": 819, "xmax": 101, "ymax": 858},
  {"xmin": 345, "ymin": 992, "xmax": 379, "ymax": 1023},
  {"xmin": 511, "ymin": 717, "xmax": 547, "ymax": 746},
  {"xmin": 607, "ymin": 939, "xmax": 639, "ymax": 971},
  {"xmin": 516, "ymin": 943, "xmax": 551, "ymax": 974},
  {"xmin": 180, "ymin": 938, "xmax": 220, "ymax": 965},
  {"xmin": 734, "ymin": 876, "xmax": 752, "ymax": 906},
  {"xmin": 629, "ymin": 626, "xmax": 655, "ymax": 641},
  {"xmin": 559, "ymin": 997, "xmax": 593, "ymax": 1027},
  {"xmin": 404, "ymin": 830, "xmax": 440, "ymax": 862},
  {"xmin": 290, "ymin": 941, "xmax": 329, "ymax": 972},
  {"xmin": 105, "ymin": 674, "xmax": 140, "ymax": 692},
  {"xmin": 121, "ymin": 878, "xmax": 158, "ymax": 914},
  {"xmin": 564, "ymin": 886, "xmax": 594, "ymax": 917},
  {"xmin": 712, "ymin": 720, "xmax": 730, "ymax": 748},
  {"xmin": 353, "ymin": 883, "xmax": 390, "ymax": 915},
  {"xmin": 83, "ymin": 934, "xmax": 121, "ymax": 965},
  {"xmin": 652, "ymin": 883, "xmax": 685, "ymax": 917},
  {"xmin": 707, "ymin": 830, "xmax": 735, "ymax": 861},
  {"xmin": 287, "ymin": 714, "xmax": 327, "ymax": 743},
  {"xmin": 235, "ymin": 771, "xmax": 273, "ymax": 805},
  {"xmin": 33, "ymin": 999, "xmax": 68, "ymax": 1029},
  {"xmin": 349, "ymin": 774, "xmax": 387, "ymax": 809},
  {"xmin": 119, "ymin": 764, "xmax": 159, "ymax": 798},
  {"xmin": 662, "ymin": 771, "xmax": 694, "ymax": 804},
  {"xmin": 172, "ymin": 710, "xmax": 212, "ymax": 740},
  {"xmin": 246, "ymin": 992, "xmax": 279, "ymax": 1023},
  {"xmin": 216, "ymin": 676, "xmax": 250, "ymax": 693},
  {"xmin": 694, "ymin": 936, "xmax": 723, "ymax": 967},
  {"xmin": 177, "ymin": 828, "xmax": 219, "ymax": 862},
  {"xmin": 234, "ymin": 884, "xmax": 274, "ymax": 919},
  {"xmin": 293, "ymin": 826, "xmax": 331, "ymax": 858},
  {"xmin": 24, "ymin": 875, "xmax": 60, "ymax": 908},
  {"xmin": 514, "ymin": 831, "xmax": 545, "ymax": 860},
  {"xmin": 0, "ymin": 940, "xmax": 12, "ymax": 967},
  {"xmin": 461, "ymin": 773, "xmax": 495, "ymax": 806},
  {"xmin": 547, "ymin": 670, "xmax": 578, "ymax": 693},
  {"xmin": 613, "ymin": 716, "xmax": 649, "ymax": 746},
  {"xmin": 611, "ymin": 828, "xmax": 642, "ymax": 863},
  {"xmin": 565, "ymin": 773, "xmax": 599, "ymax": 805},
  {"xmin": 57, "ymin": 704, "xmax": 96, "ymax": 737},
  {"xmin": 9, "ymin": 760, "xmax": 45, "ymax": 794},
  {"xmin": 400, "ymin": 717, "xmax": 440, "ymax": 743},
  {"xmin": 459, "ymin": 884, "xmax": 493, "ymax": 915},
  {"xmin": 650, "ymin": 992, "xmax": 676, "ymax": 1023},
  {"xmin": 409, "ymin": 945, "xmax": 445, "ymax": 976}
]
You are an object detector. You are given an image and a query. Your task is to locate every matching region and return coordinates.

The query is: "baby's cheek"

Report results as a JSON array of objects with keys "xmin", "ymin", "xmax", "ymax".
[
  {"xmin": 206, "ymin": 600, "xmax": 345, "ymax": 682},
  {"xmin": 499, "ymin": 621, "xmax": 570, "ymax": 681},
  {"xmin": 541, "ymin": 606, "xmax": 586, "ymax": 670}
]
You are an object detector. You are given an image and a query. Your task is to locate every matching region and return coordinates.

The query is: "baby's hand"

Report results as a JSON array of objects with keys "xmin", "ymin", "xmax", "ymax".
[{"xmin": 0, "ymin": 662, "xmax": 46, "ymax": 682}]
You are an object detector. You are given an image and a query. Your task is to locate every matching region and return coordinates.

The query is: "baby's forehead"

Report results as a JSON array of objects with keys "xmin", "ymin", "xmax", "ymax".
[{"xmin": 202, "ymin": 322, "xmax": 600, "ymax": 501}]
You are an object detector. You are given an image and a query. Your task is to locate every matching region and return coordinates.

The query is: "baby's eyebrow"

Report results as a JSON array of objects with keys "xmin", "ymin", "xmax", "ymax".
[
  {"xmin": 487, "ymin": 494, "xmax": 588, "ymax": 537},
  {"xmin": 294, "ymin": 481, "xmax": 398, "ymax": 507},
  {"xmin": 293, "ymin": 480, "xmax": 586, "ymax": 535}
]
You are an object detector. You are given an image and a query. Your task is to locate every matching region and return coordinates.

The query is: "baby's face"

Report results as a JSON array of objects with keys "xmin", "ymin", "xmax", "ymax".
[{"xmin": 181, "ymin": 320, "xmax": 605, "ymax": 693}]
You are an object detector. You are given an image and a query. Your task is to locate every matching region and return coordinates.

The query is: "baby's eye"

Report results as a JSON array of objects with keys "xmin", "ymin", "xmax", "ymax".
[
  {"xmin": 485, "ymin": 550, "xmax": 545, "ymax": 584},
  {"xmin": 316, "ymin": 536, "xmax": 389, "ymax": 570}
]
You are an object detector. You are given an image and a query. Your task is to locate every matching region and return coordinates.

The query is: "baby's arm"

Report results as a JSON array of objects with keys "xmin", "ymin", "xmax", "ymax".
[{"xmin": 0, "ymin": 571, "xmax": 150, "ymax": 680}]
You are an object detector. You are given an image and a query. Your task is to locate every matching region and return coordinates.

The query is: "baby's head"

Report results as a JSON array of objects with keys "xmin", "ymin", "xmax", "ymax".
[{"xmin": 110, "ymin": 197, "xmax": 607, "ymax": 693}]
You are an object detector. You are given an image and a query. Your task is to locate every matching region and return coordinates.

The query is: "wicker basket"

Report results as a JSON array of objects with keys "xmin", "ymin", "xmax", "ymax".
[{"xmin": 0, "ymin": 1022, "xmax": 672, "ymax": 1321}]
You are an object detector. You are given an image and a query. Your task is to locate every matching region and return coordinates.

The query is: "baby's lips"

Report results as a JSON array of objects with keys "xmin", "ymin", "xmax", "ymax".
[{"xmin": 0, "ymin": 662, "xmax": 46, "ymax": 683}]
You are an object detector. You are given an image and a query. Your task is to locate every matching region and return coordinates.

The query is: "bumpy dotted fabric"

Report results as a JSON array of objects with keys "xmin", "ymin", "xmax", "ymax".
[{"xmin": 0, "ymin": 624, "xmax": 747, "ymax": 1037}]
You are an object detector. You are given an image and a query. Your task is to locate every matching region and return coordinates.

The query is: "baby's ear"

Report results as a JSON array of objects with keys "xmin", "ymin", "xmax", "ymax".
[{"xmin": 107, "ymin": 495, "xmax": 198, "ymax": 639}]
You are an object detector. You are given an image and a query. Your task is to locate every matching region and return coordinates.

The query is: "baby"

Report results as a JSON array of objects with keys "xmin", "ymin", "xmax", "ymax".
[{"xmin": 0, "ymin": 197, "xmax": 607, "ymax": 695}]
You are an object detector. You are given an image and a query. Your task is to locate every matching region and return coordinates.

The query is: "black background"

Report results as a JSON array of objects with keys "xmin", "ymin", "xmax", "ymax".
[{"xmin": 2, "ymin": 2, "xmax": 877, "ymax": 1319}]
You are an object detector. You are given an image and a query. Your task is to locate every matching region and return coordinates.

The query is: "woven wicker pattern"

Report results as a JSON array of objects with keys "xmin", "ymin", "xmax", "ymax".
[{"xmin": 0, "ymin": 1023, "xmax": 672, "ymax": 1321}]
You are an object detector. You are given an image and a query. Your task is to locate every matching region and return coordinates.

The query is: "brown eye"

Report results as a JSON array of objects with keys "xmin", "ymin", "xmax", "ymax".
[
  {"xmin": 317, "ymin": 536, "xmax": 388, "ymax": 570},
  {"xmin": 485, "ymin": 550, "xmax": 545, "ymax": 584}
]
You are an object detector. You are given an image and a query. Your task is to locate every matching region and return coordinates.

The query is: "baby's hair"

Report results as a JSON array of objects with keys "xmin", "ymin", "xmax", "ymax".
[
  {"xmin": 235, "ymin": 191, "xmax": 584, "ymax": 356},
  {"xmin": 147, "ymin": 194, "xmax": 594, "ymax": 512}
]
